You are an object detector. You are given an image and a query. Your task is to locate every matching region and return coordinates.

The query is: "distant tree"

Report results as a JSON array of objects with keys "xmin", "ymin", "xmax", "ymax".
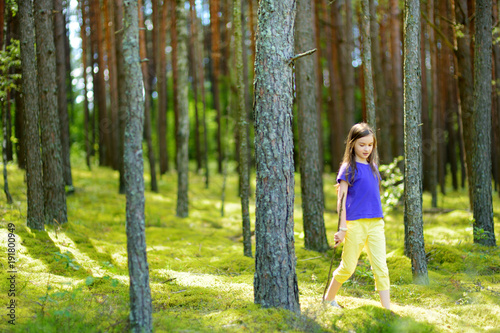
[
  {"xmin": 390, "ymin": 0, "xmax": 404, "ymax": 158},
  {"xmin": 209, "ymin": 0, "xmax": 223, "ymax": 174},
  {"xmin": 233, "ymin": 0, "xmax": 252, "ymax": 257},
  {"xmin": 343, "ymin": 0, "xmax": 355, "ymax": 130},
  {"xmin": 122, "ymin": 0, "xmax": 153, "ymax": 331},
  {"xmin": 54, "ymin": 0, "xmax": 73, "ymax": 189},
  {"xmin": 34, "ymin": 0, "xmax": 67, "ymax": 225},
  {"xmin": 158, "ymin": 0, "xmax": 170, "ymax": 175},
  {"xmin": 19, "ymin": 0, "xmax": 44, "ymax": 229},
  {"xmin": 114, "ymin": 0, "xmax": 127, "ymax": 194},
  {"xmin": 360, "ymin": 0, "xmax": 376, "ymax": 129},
  {"xmin": 175, "ymin": 0, "xmax": 190, "ymax": 218},
  {"xmin": 253, "ymin": 0, "xmax": 300, "ymax": 313},
  {"xmin": 79, "ymin": 0, "xmax": 91, "ymax": 170},
  {"xmin": 138, "ymin": 0, "xmax": 158, "ymax": 193},
  {"xmin": 295, "ymin": 0, "xmax": 328, "ymax": 252},
  {"xmin": 189, "ymin": 0, "xmax": 202, "ymax": 172},
  {"xmin": 472, "ymin": 0, "xmax": 495, "ymax": 246},
  {"xmin": 403, "ymin": 0, "xmax": 428, "ymax": 285}
]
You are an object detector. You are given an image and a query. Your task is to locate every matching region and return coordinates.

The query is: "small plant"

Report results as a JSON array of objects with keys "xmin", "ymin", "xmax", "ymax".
[
  {"xmin": 380, "ymin": 156, "xmax": 404, "ymax": 214},
  {"xmin": 53, "ymin": 251, "xmax": 81, "ymax": 271}
]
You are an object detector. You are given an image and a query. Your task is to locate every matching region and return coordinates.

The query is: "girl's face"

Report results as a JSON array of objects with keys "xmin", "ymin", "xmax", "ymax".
[{"xmin": 353, "ymin": 134, "xmax": 374, "ymax": 163}]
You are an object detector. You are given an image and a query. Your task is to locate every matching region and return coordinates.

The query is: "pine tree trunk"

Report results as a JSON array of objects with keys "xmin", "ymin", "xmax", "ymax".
[
  {"xmin": 80, "ymin": 0, "xmax": 91, "ymax": 170},
  {"xmin": 2, "ymin": 102, "xmax": 13, "ymax": 204},
  {"xmin": 370, "ymin": 0, "xmax": 390, "ymax": 163},
  {"xmin": 90, "ymin": 0, "xmax": 109, "ymax": 166},
  {"xmin": 313, "ymin": 0, "xmax": 324, "ymax": 172},
  {"xmin": 139, "ymin": 0, "xmax": 158, "ymax": 193},
  {"xmin": 14, "ymin": 91, "xmax": 25, "ymax": 170},
  {"xmin": 210, "ymin": 0, "xmax": 223, "ymax": 174},
  {"xmin": 343, "ymin": 0, "xmax": 355, "ymax": 129},
  {"xmin": 104, "ymin": 0, "xmax": 120, "ymax": 171},
  {"xmin": 54, "ymin": 0, "xmax": 73, "ymax": 188},
  {"xmin": 330, "ymin": 1, "xmax": 345, "ymax": 170},
  {"xmin": 233, "ymin": 0, "xmax": 252, "ymax": 257},
  {"xmin": 390, "ymin": 0, "xmax": 404, "ymax": 158},
  {"xmin": 295, "ymin": 0, "xmax": 328, "ymax": 253},
  {"xmin": 452, "ymin": 0, "xmax": 474, "ymax": 209},
  {"xmin": 472, "ymin": 0, "xmax": 496, "ymax": 246},
  {"xmin": 403, "ymin": 0, "xmax": 428, "ymax": 285},
  {"xmin": 34, "ymin": 0, "xmax": 68, "ymax": 225},
  {"xmin": 360, "ymin": 0, "xmax": 376, "ymax": 129},
  {"xmin": 428, "ymin": 0, "xmax": 438, "ymax": 207},
  {"xmin": 122, "ymin": 1, "xmax": 153, "ymax": 331},
  {"xmin": 253, "ymin": 0, "xmax": 300, "ymax": 313},
  {"xmin": 189, "ymin": 0, "xmax": 202, "ymax": 172},
  {"xmin": 493, "ymin": 2, "xmax": 500, "ymax": 197},
  {"xmin": 175, "ymin": 0, "xmax": 190, "ymax": 218},
  {"xmin": 19, "ymin": 0, "xmax": 45, "ymax": 229},
  {"xmin": 158, "ymin": 0, "xmax": 170, "ymax": 174},
  {"xmin": 114, "ymin": 0, "xmax": 127, "ymax": 194}
]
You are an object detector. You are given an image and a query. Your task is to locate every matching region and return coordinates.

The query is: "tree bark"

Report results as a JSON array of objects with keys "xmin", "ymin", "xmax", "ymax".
[
  {"xmin": 472, "ymin": 0, "xmax": 496, "ymax": 246},
  {"xmin": 189, "ymin": 0, "xmax": 202, "ymax": 172},
  {"xmin": 19, "ymin": 0, "xmax": 45, "ymax": 229},
  {"xmin": 390, "ymin": 0, "xmax": 404, "ymax": 158},
  {"xmin": 370, "ymin": 0, "xmax": 390, "ymax": 163},
  {"xmin": 233, "ymin": 0, "xmax": 252, "ymax": 257},
  {"xmin": 114, "ymin": 0, "xmax": 127, "ymax": 194},
  {"xmin": 175, "ymin": 0, "xmax": 190, "ymax": 218},
  {"xmin": 452, "ymin": 0, "xmax": 474, "ymax": 209},
  {"xmin": 210, "ymin": 0, "xmax": 223, "ymax": 174},
  {"xmin": 295, "ymin": 0, "xmax": 328, "ymax": 253},
  {"xmin": 80, "ymin": 0, "xmax": 91, "ymax": 170},
  {"xmin": 34, "ymin": 0, "xmax": 67, "ymax": 225},
  {"xmin": 343, "ymin": 0, "xmax": 355, "ymax": 129},
  {"xmin": 360, "ymin": 0, "xmax": 376, "ymax": 129},
  {"xmin": 122, "ymin": 1, "xmax": 153, "ymax": 331},
  {"xmin": 253, "ymin": 0, "xmax": 300, "ymax": 313},
  {"xmin": 138, "ymin": 0, "xmax": 158, "ymax": 193},
  {"xmin": 403, "ymin": 0, "xmax": 428, "ymax": 285},
  {"xmin": 54, "ymin": 0, "xmax": 73, "ymax": 188},
  {"xmin": 104, "ymin": 0, "xmax": 120, "ymax": 171},
  {"xmin": 158, "ymin": 0, "xmax": 170, "ymax": 174},
  {"xmin": 428, "ymin": 0, "xmax": 438, "ymax": 207}
]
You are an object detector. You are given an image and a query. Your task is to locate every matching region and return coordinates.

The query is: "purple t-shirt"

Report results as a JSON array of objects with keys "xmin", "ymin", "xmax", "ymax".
[{"xmin": 336, "ymin": 162, "xmax": 384, "ymax": 220}]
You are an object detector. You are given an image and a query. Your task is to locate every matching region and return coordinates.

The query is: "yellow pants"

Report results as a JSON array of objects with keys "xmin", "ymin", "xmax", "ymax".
[{"xmin": 332, "ymin": 218, "xmax": 390, "ymax": 291}]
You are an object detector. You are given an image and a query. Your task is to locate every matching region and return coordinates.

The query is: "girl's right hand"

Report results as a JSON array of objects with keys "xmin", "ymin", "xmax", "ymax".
[{"xmin": 334, "ymin": 230, "xmax": 346, "ymax": 247}]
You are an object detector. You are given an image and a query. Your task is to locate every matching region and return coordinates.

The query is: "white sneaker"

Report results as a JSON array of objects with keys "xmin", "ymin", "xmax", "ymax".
[{"xmin": 324, "ymin": 299, "xmax": 342, "ymax": 309}]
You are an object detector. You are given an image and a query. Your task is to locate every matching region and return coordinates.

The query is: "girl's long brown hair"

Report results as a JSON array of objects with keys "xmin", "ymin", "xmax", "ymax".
[{"xmin": 340, "ymin": 123, "xmax": 380, "ymax": 186}]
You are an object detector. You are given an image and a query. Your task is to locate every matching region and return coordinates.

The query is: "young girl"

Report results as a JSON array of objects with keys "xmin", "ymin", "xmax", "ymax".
[{"xmin": 324, "ymin": 123, "xmax": 391, "ymax": 310}]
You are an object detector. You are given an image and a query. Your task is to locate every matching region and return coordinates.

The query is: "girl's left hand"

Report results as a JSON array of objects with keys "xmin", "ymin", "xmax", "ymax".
[{"xmin": 334, "ymin": 230, "xmax": 346, "ymax": 247}]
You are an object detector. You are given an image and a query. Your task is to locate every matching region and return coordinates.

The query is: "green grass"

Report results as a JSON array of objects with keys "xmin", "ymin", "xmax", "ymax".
[{"xmin": 1, "ymin": 159, "xmax": 499, "ymax": 332}]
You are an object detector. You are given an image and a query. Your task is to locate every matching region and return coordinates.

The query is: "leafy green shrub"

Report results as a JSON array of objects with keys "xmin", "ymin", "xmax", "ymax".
[{"xmin": 380, "ymin": 156, "xmax": 404, "ymax": 214}]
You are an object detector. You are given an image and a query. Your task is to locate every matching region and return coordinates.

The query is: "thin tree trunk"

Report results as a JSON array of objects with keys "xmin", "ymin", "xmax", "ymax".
[
  {"xmin": 139, "ymin": 0, "xmax": 158, "ymax": 192},
  {"xmin": 390, "ymin": 0, "xmax": 404, "ymax": 158},
  {"xmin": 158, "ymin": 0, "xmax": 170, "ymax": 174},
  {"xmin": 122, "ymin": 1, "xmax": 153, "ymax": 331},
  {"xmin": 253, "ymin": 0, "xmax": 300, "ymax": 313},
  {"xmin": 210, "ymin": 0, "xmax": 223, "ymax": 174},
  {"xmin": 472, "ymin": 0, "xmax": 496, "ymax": 246},
  {"xmin": 343, "ymin": 0, "xmax": 355, "ymax": 128},
  {"xmin": 360, "ymin": 0, "xmax": 376, "ymax": 129},
  {"xmin": 80, "ymin": 0, "xmax": 91, "ymax": 170},
  {"xmin": 115, "ymin": 0, "xmax": 127, "ymax": 194},
  {"xmin": 370, "ymin": 0, "xmax": 389, "ymax": 163},
  {"xmin": 234, "ymin": 0, "xmax": 252, "ymax": 257},
  {"xmin": 189, "ymin": 0, "xmax": 202, "ymax": 172},
  {"xmin": 330, "ymin": 1, "xmax": 345, "ymax": 170},
  {"xmin": 314, "ymin": 0, "xmax": 324, "ymax": 172},
  {"xmin": 14, "ymin": 91, "xmax": 25, "ymax": 170},
  {"xmin": 403, "ymin": 0, "xmax": 428, "ymax": 285},
  {"xmin": 452, "ymin": 0, "xmax": 474, "ymax": 209},
  {"xmin": 34, "ymin": 0, "xmax": 68, "ymax": 225},
  {"xmin": 104, "ymin": 0, "xmax": 120, "ymax": 171},
  {"xmin": 428, "ymin": 0, "xmax": 438, "ymax": 207},
  {"xmin": 2, "ymin": 102, "xmax": 13, "ymax": 204},
  {"xmin": 54, "ymin": 0, "xmax": 73, "ymax": 188},
  {"xmin": 295, "ymin": 0, "xmax": 328, "ymax": 253},
  {"xmin": 175, "ymin": 0, "xmax": 190, "ymax": 218},
  {"xmin": 421, "ymin": 2, "xmax": 431, "ymax": 192},
  {"xmin": 19, "ymin": 0, "xmax": 44, "ymax": 229}
]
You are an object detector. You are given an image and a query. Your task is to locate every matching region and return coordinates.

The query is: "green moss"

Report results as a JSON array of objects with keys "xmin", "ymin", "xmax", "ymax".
[{"xmin": 1, "ymin": 162, "xmax": 499, "ymax": 332}]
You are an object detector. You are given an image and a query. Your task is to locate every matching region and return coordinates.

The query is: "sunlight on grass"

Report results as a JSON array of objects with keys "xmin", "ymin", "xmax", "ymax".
[{"xmin": 1, "ymin": 160, "xmax": 499, "ymax": 332}]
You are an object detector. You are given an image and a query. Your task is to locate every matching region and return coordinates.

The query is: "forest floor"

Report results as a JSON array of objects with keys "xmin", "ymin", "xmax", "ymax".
[{"xmin": 1, "ymin": 157, "xmax": 500, "ymax": 332}]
